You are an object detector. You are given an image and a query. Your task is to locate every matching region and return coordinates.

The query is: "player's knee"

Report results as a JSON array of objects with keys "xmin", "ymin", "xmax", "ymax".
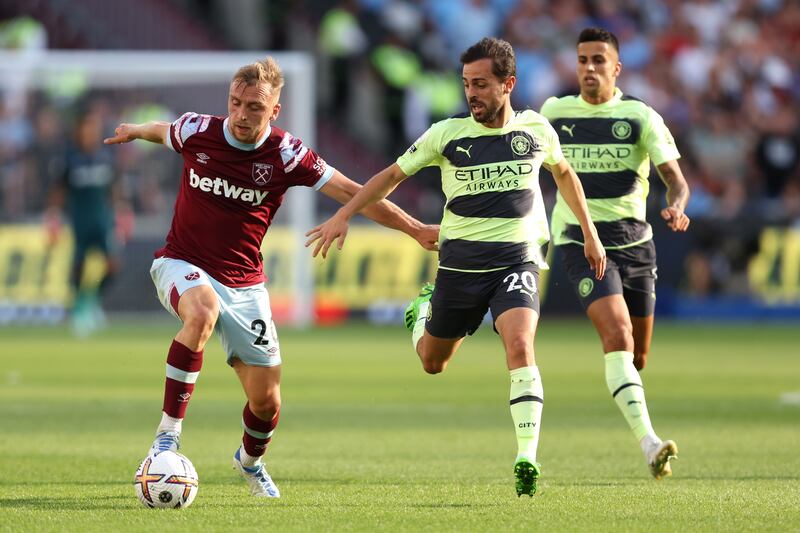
[
  {"xmin": 420, "ymin": 353, "xmax": 447, "ymax": 374},
  {"xmin": 249, "ymin": 394, "xmax": 280, "ymax": 421},
  {"xmin": 183, "ymin": 304, "xmax": 218, "ymax": 335},
  {"xmin": 418, "ymin": 342, "xmax": 451, "ymax": 374},
  {"xmin": 422, "ymin": 361, "xmax": 446, "ymax": 374},
  {"xmin": 504, "ymin": 336, "xmax": 533, "ymax": 362},
  {"xmin": 601, "ymin": 322, "xmax": 634, "ymax": 352}
]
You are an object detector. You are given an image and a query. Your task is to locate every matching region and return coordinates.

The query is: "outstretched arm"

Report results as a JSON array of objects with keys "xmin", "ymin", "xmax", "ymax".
[
  {"xmin": 655, "ymin": 160, "xmax": 690, "ymax": 232},
  {"xmin": 547, "ymin": 158, "xmax": 606, "ymax": 279},
  {"xmin": 307, "ymin": 164, "xmax": 435, "ymax": 258},
  {"xmin": 103, "ymin": 121, "xmax": 171, "ymax": 145}
]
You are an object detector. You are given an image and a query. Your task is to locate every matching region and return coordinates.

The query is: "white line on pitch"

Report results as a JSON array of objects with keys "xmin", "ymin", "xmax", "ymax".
[{"xmin": 779, "ymin": 392, "xmax": 800, "ymax": 406}]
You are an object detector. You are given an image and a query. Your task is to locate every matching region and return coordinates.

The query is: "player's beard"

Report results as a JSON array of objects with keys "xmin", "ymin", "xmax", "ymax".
[{"xmin": 471, "ymin": 99, "xmax": 501, "ymax": 124}]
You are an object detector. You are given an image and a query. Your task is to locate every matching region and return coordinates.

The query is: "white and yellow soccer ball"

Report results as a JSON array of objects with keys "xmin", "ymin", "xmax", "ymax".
[{"xmin": 134, "ymin": 451, "xmax": 199, "ymax": 509}]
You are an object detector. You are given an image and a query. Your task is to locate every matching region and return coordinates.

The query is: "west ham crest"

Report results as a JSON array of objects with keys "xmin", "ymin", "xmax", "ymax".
[{"xmin": 252, "ymin": 163, "xmax": 273, "ymax": 185}]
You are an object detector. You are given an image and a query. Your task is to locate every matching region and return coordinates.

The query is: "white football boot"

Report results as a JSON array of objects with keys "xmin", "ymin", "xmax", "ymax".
[
  {"xmin": 150, "ymin": 431, "xmax": 180, "ymax": 455},
  {"xmin": 233, "ymin": 448, "xmax": 280, "ymax": 498},
  {"xmin": 647, "ymin": 439, "xmax": 678, "ymax": 480}
]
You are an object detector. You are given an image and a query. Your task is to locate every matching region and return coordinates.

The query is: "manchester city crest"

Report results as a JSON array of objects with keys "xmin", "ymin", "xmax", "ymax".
[
  {"xmin": 252, "ymin": 163, "xmax": 273, "ymax": 186},
  {"xmin": 511, "ymin": 135, "xmax": 533, "ymax": 156},
  {"xmin": 612, "ymin": 121, "xmax": 632, "ymax": 140}
]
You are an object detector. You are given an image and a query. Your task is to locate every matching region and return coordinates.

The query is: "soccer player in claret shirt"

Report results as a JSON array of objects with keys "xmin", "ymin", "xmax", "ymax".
[
  {"xmin": 104, "ymin": 57, "xmax": 438, "ymax": 498},
  {"xmin": 540, "ymin": 27, "xmax": 691, "ymax": 480},
  {"xmin": 306, "ymin": 38, "xmax": 606, "ymax": 497}
]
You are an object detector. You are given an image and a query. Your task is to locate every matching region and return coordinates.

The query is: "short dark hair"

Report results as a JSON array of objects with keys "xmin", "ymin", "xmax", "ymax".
[
  {"xmin": 577, "ymin": 27, "xmax": 619, "ymax": 53},
  {"xmin": 460, "ymin": 37, "xmax": 516, "ymax": 79}
]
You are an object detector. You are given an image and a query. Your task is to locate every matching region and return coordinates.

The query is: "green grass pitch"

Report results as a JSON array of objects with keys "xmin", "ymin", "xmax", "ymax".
[{"xmin": 1, "ymin": 319, "xmax": 798, "ymax": 531}]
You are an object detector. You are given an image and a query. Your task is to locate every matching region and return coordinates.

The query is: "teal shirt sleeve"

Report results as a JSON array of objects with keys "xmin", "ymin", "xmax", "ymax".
[
  {"xmin": 396, "ymin": 123, "xmax": 441, "ymax": 176},
  {"xmin": 642, "ymin": 107, "xmax": 680, "ymax": 166}
]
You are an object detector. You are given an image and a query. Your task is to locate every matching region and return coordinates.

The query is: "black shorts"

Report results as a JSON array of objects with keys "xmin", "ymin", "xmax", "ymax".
[
  {"xmin": 426, "ymin": 263, "xmax": 541, "ymax": 339},
  {"xmin": 557, "ymin": 241, "xmax": 657, "ymax": 317}
]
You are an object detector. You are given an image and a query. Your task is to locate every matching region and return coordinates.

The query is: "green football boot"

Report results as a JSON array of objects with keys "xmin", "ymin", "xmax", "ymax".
[
  {"xmin": 514, "ymin": 459, "xmax": 541, "ymax": 497},
  {"xmin": 404, "ymin": 283, "xmax": 434, "ymax": 332}
]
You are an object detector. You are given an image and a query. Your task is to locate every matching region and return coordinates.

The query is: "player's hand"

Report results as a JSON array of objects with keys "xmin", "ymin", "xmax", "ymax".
[
  {"xmin": 661, "ymin": 206, "xmax": 690, "ymax": 232},
  {"xmin": 103, "ymin": 123, "xmax": 139, "ymax": 145},
  {"xmin": 305, "ymin": 212, "xmax": 350, "ymax": 258},
  {"xmin": 414, "ymin": 224, "xmax": 440, "ymax": 252},
  {"xmin": 584, "ymin": 234, "xmax": 606, "ymax": 280}
]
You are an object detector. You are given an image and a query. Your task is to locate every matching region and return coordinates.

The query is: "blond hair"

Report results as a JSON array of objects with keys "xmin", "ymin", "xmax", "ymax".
[{"xmin": 232, "ymin": 56, "xmax": 285, "ymax": 91}]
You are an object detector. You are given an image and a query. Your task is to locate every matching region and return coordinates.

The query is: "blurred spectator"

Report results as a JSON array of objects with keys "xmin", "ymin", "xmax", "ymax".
[
  {"xmin": 318, "ymin": 0, "xmax": 368, "ymax": 122},
  {"xmin": 0, "ymin": 15, "xmax": 46, "ymax": 50},
  {"xmin": 403, "ymin": 56, "xmax": 464, "ymax": 143},
  {"xmin": 45, "ymin": 105, "xmax": 131, "ymax": 336},
  {"xmin": 0, "ymin": 15, "xmax": 46, "ymax": 116},
  {"xmin": 119, "ymin": 99, "xmax": 174, "ymax": 215},
  {"xmin": 27, "ymin": 104, "xmax": 64, "ymax": 215},
  {"xmin": 0, "ymin": 98, "xmax": 34, "ymax": 220},
  {"xmin": 370, "ymin": 33, "xmax": 421, "ymax": 154},
  {"xmin": 754, "ymin": 103, "xmax": 800, "ymax": 199},
  {"xmin": 686, "ymin": 109, "xmax": 750, "ymax": 209},
  {"xmin": 2, "ymin": 0, "xmax": 800, "ymax": 303}
]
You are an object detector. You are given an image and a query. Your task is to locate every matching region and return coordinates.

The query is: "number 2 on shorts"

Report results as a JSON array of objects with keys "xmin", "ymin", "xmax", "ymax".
[{"xmin": 250, "ymin": 319, "xmax": 270, "ymax": 346}]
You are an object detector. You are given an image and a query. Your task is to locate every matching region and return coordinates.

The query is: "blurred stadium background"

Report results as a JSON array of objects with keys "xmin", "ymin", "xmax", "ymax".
[
  {"xmin": 0, "ymin": 0, "xmax": 799, "ymax": 327},
  {"xmin": 1, "ymin": 2, "xmax": 799, "ymax": 529}
]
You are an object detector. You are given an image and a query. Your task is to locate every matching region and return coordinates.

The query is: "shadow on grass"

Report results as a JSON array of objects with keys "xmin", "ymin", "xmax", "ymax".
[{"xmin": 0, "ymin": 495, "xmax": 131, "ymax": 510}]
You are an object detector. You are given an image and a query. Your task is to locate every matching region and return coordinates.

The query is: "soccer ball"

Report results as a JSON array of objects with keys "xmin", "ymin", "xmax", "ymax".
[{"xmin": 134, "ymin": 451, "xmax": 199, "ymax": 509}]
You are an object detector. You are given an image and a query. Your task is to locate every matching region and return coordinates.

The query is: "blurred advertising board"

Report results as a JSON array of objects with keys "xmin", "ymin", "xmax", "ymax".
[
  {"xmin": 0, "ymin": 225, "xmax": 71, "ymax": 323},
  {"xmin": 4, "ymin": 224, "xmax": 798, "ymax": 325}
]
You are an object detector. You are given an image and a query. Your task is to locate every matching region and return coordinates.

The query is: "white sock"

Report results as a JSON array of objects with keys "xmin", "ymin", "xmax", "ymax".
[
  {"xmin": 604, "ymin": 351, "xmax": 658, "ymax": 444},
  {"xmin": 238, "ymin": 444, "xmax": 261, "ymax": 468},
  {"xmin": 640, "ymin": 434, "xmax": 662, "ymax": 459},
  {"xmin": 157, "ymin": 412, "xmax": 182, "ymax": 434},
  {"xmin": 509, "ymin": 366, "xmax": 544, "ymax": 463},
  {"xmin": 411, "ymin": 301, "xmax": 429, "ymax": 351}
]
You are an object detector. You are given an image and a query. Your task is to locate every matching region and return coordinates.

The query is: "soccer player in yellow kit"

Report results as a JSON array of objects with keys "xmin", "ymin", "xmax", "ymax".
[
  {"xmin": 308, "ymin": 38, "xmax": 605, "ymax": 496},
  {"xmin": 541, "ymin": 27, "xmax": 691, "ymax": 479}
]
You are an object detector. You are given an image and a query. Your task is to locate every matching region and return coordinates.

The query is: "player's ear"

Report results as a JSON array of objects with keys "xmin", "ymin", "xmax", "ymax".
[
  {"xmin": 614, "ymin": 60, "xmax": 622, "ymax": 78},
  {"xmin": 504, "ymin": 75, "xmax": 516, "ymax": 95},
  {"xmin": 271, "ymin": 102, "xmax": 281, "ymax": 121}
]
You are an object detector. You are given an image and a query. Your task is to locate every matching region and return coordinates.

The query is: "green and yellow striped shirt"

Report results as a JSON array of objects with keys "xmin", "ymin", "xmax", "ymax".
[
  {"xmin": 540, "ymin": 88, "xmax": 680, "ymax": 249},
  {"xmin": 397, "ymin": 110, "xmax": 563, "ymax": 272}
]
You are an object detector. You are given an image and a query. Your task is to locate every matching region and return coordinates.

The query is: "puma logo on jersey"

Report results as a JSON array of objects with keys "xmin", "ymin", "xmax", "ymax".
[
  {"xmin": 189, "ymin": 168, "xmax": 268, "ymax": 206},
  {"xmin": 561, "ymin": 124, "xmax": 576, "ymax": 137},
  {"xmin": 456, "ymin": 145, "xmax": 472, "ymax": 158}
]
